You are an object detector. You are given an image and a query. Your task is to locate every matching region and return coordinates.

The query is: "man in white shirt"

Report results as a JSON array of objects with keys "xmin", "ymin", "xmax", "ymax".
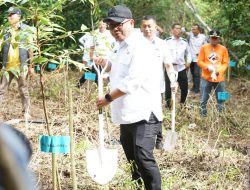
[
  {"xmin": 77, "ymin": 20, "xmax": 115, "ymax": 87},
  {"xmin": 183, "ymin": 24, "xmax": 207, "ymax": 94},
  {"xmin": 165, "ymin": 23, "xmax": 192, "ymax": 108},
  {"xmin": 94, "ymin": 5, "xmax": 163, "ymax": 190},
  {"xmin": 140, "ymin": 15, "xmax": 177, "ymax": 149}
]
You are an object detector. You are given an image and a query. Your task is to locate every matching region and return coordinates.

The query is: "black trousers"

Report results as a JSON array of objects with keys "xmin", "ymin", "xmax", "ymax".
[
  {"xmin": 165, "ymin": 69, "xmax": 188, "ymax": 108},
  {"xmin": 190, "ymin": 62, "xmax": 201, "ymax": 93},
  {"xmin": 120, "ymin": 113, "xmax": 162, "ymax": 190}
]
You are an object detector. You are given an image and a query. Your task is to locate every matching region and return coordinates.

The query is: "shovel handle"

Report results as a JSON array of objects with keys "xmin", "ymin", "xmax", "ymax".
[
  {"xmin": 171, "ymin": 71, "xmax": 177, "ymax": 132},
  {"xmin": 93, "ymin": 59, "xmax": 109, "ymax": 149},
  {"xmin": 171, "ymin": 91, "xmax": 176, "ymax": 133}
]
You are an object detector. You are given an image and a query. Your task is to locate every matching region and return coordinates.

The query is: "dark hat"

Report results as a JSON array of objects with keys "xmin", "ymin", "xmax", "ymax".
[
  {"xmin": 103, "ymin": 5, "xmax": 132, "ymax": 23},
  {"xmin": 7, "ymin": 7, "xmax": 22, "ymax": 15},
  {"xmin": 209, "ymin": 30, "xmax": 220, "ymax": 38}
]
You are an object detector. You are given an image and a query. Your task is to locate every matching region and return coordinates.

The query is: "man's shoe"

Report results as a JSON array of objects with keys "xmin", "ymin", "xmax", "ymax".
[
  {"xmin": 155, "ymin": 142, "xmax": 163, "ymax": 150},
  {"xmin": 76, "ymin": 82, "xmax": 81, "ymax": 88}
]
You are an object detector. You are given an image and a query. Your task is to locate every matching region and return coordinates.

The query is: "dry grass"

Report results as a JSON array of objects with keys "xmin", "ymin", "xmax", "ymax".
[{"xmin": 0, "ymin": 70, "xmax": 249, "ymax": 190}]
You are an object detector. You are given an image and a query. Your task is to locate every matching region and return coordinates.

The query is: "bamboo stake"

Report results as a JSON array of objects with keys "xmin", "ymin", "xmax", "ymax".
[
  {"xmin": 69, "ymin": 88, "xmax": 77, "ymax": 189},
  {"xmin": 64, "ymin": 61, "xmax": 67, "ymax": 103},
  {"xmin": 40, "ymin": 70, "xmax": 61, "ymax": 190}
]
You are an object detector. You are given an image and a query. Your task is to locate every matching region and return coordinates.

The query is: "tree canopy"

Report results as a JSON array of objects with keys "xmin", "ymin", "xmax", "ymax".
[{"xmin": 0, "ymin": 0, "xmax": 249, "ymax": 76}]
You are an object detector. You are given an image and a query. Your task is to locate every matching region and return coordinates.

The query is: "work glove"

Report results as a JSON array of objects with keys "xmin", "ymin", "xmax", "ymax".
[
  {"xmin": 211, "ymin": 71, "xmax": 217, "ymax": 81},
  {"xmin": 207, "ymin": 64, "xmax": 215, "ymax": 72}
]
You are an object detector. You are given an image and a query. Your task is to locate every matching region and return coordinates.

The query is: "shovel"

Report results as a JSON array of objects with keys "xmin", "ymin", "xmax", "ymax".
[
  {"xmin": 86, "ymin": 60, "xmax": 118, "ymax": 185},
  {"xmin": 164, "ymin": 72, "xmax": 178, "ymax": 151}
]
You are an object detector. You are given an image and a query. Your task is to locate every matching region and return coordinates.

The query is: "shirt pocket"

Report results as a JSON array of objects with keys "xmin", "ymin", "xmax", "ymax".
[{"xmin": 117, "ymin": 53, "xmax": 132, "ymax": 77}]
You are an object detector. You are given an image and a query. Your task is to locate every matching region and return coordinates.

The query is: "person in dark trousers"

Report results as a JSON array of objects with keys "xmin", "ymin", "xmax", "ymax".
[
  {"xmin": 0, "ymin": 7, "xmax": 34, "ymax": 119},
  {"xmin": 94, "ymin": 5, "xmax": 168, "ymax": 190},
  {"xmin": 140, "ymin": 16, "xmax": 177, "ymax": 150},
  {"xmin": 165, "ymin": 23, "xmax": 192, "ymax": 109},
  {"xmin": 183, "ymin": 24, "xmax": 207, "ymax": 94},
  {"xmin": 198, "ymin": 30, "xmax": 229, "ymax": 117}
]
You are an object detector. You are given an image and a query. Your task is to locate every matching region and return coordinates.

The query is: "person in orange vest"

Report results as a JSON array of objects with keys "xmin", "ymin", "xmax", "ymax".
[{"xmin": 197, "ymin": 30, "xmax": 229, "ymax": 117}]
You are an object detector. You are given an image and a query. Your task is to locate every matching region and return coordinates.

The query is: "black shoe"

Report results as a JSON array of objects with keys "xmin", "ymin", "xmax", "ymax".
[
  {"xmin": 76, "ymin": 82, "xmax": 81, "ymax": 88},
  {"xmin": 155, "ymin": 142, "xmax": 163, "ymax": 150}
]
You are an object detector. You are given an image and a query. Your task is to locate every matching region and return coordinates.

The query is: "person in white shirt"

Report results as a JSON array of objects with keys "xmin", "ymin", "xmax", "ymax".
[
  {"xmin": 140, "ymin": 15, "xmax": 177, "ymax": 150},
  {"xmin": 165, "ymin": 23, "xmax": 192, "ymax": 108},
  {"xmin": 94, "ymin": 5, "xmax": 166, "ymax": 190},
  {"xmin": 77, "ymin": 20, "xmax": 115, "ymax": 87},
  {"xmin": 183, "ymin": 24, "xmax": 207, "ymax": 94}
]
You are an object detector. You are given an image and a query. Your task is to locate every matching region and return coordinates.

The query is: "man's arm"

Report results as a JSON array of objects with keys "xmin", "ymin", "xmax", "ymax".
[
  {"xmin": 185, "ymin": 44, "xmax": 192, "ymax": 67},
  {"xmin": 96, "ymin": 88, "xmax": 126, "ymax": 109},
  {"xmin": 197, "ymin": 45, "xmax": 208, "ymax": 69}
]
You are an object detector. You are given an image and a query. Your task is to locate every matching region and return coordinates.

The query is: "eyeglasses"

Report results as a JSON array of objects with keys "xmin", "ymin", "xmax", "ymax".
[
  {"xmin": 210, "ymin": 36, "xmax": 219, "ymax": 39},
  {"xmin": 107, "ymin": 19, "xmax": 131, "ymax": 30}
]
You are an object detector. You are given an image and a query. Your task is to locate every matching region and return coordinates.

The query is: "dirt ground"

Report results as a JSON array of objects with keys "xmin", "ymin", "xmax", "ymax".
[{"xmin": 0, "ymin": 70, "xmax": 249, "ymax": 190}]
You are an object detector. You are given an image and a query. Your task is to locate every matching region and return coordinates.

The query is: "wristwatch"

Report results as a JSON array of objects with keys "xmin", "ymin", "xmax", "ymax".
[{"xmin": 105, "ymin": 93, "xmax": 113, "ymax": 102}]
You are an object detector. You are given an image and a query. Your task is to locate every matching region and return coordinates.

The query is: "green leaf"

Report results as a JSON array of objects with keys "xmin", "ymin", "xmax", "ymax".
[
  {"xmin": 67, "ymin": 59, "xmax": 87, "ymax": 71},
  {"xmin": 89, "ymin": 0, "xmax": 95, "ymax": 6},
  {"xmin": 43, "ymin": 52, "xmax": 55, "ymax": 57},
  {"xmin": 7, "ymin": 66, "xmax": 21, "ymax": 78},
  {"xmin": 49, "ymin": 59, "xmax": 60, "ymax": 64},
  {"xmin": 81, "ymin": 24, "xmax": 88, "ymax": 31},
  {"xmin": 3, "ymin": 71, "xmax": 9, "ymax": 82},
  {"xmin": 232, "ymin": 40, "xmax": 246, "ymax": 46},
  {"xmin": 38, "ymin": 16, "xmax": 51, "ymax": 25},
  {"xmin": 33, "ymin": 56, "xmax": 48, "ymax": 64}
]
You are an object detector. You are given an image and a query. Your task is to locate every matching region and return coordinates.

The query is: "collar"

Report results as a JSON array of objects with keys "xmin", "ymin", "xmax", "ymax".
[
  {"xmin": 193, "ymin": 33, "xmax": 201, "ymax": 38},
  {"xmin": 151, "ymin": 35, "xmax": 158, "ymax": 44},
  {"xmin": 172, "ymin": 35, "xmax": 181, "ymax": 40}
]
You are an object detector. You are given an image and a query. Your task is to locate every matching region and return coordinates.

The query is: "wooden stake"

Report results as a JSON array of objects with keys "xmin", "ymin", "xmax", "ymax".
[
  {"xmin": 52, "ymin": 154, "xmax": 58, "ymax": 190},
  {"xmin": 69, "ymin": 88, "xmax": 77, "ymax": 189},
  {"xmin": 40, "ymin": 70, "xmax": 61, "ymax": 190}
]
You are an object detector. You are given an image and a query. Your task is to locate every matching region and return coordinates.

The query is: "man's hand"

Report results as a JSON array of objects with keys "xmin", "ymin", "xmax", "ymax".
[
  {"xmin": 93, "ymin": 57, "xmax": 111, "ymax": 72},
  {"xmin": 96, "ymin": 97, "xmax": 110, "ymax": 109},
  {"xmin": 93, "ymin": 56, "xmax": 108, "ymax": 67},
  {"xmin": 171, "ymin": 82, "xmax": 178, "ymax": 94},
  {"xmin": 185, "ymin": 63, "xmax": 191, "ymax": 68}
]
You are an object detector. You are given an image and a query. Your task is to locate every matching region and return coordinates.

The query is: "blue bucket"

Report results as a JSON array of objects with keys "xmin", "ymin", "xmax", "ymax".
[
  {"xmin": 35, "ymin": 65, "xmax": 41, "ymax": 72},
  {"xmin": 84, "ymin": 72, "xmax": 96, "ymax": 81},
  {"xmin": 47, "ymin": 63, "xmax": 58, "ymax": 70},
  {"xmin": 218, "ymin": 92, "xmax": 230, "ymax": 101},
  {"xmin": 229, "ymin": 61, "xmax": 236, "ymax": 67}
]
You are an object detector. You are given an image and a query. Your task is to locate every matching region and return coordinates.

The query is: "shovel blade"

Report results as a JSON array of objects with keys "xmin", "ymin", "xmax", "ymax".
[
  {"xmin": 163, "ymin": 130, "xmax": 177, "ymax": 151},
  {"xmin": 86, "ymin": 148, "xmax": 118, "ymax": 185}
]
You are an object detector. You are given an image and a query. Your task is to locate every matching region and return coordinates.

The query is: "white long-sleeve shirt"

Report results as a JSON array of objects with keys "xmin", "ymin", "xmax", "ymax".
[
  {"xmin": 165, "ymin": 36, "xmax": 192, "ymax": 72},
  {"xmin": 150, "ymin": 36, "xmax": 173, "ymax": 93},
  {"xmin": 109, "ymin": 31, "xmax": 163, "ymax": 124},
  {"xmin": 187, "ymin": 32, "xmax": 207, "ymax": 62}
]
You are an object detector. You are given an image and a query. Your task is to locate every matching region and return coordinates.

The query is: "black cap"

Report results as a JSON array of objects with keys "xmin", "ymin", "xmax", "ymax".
[
  {"xmin": 7, "ymin": 7, "xmax": 22, "ymax": 15},
  {"xmin": 103, "ymin": 5, "xmax": 132, "ymax": 23},
  {"xmin": 209, "ymin": 30, "xmax": 220, "ymax": 38}
]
